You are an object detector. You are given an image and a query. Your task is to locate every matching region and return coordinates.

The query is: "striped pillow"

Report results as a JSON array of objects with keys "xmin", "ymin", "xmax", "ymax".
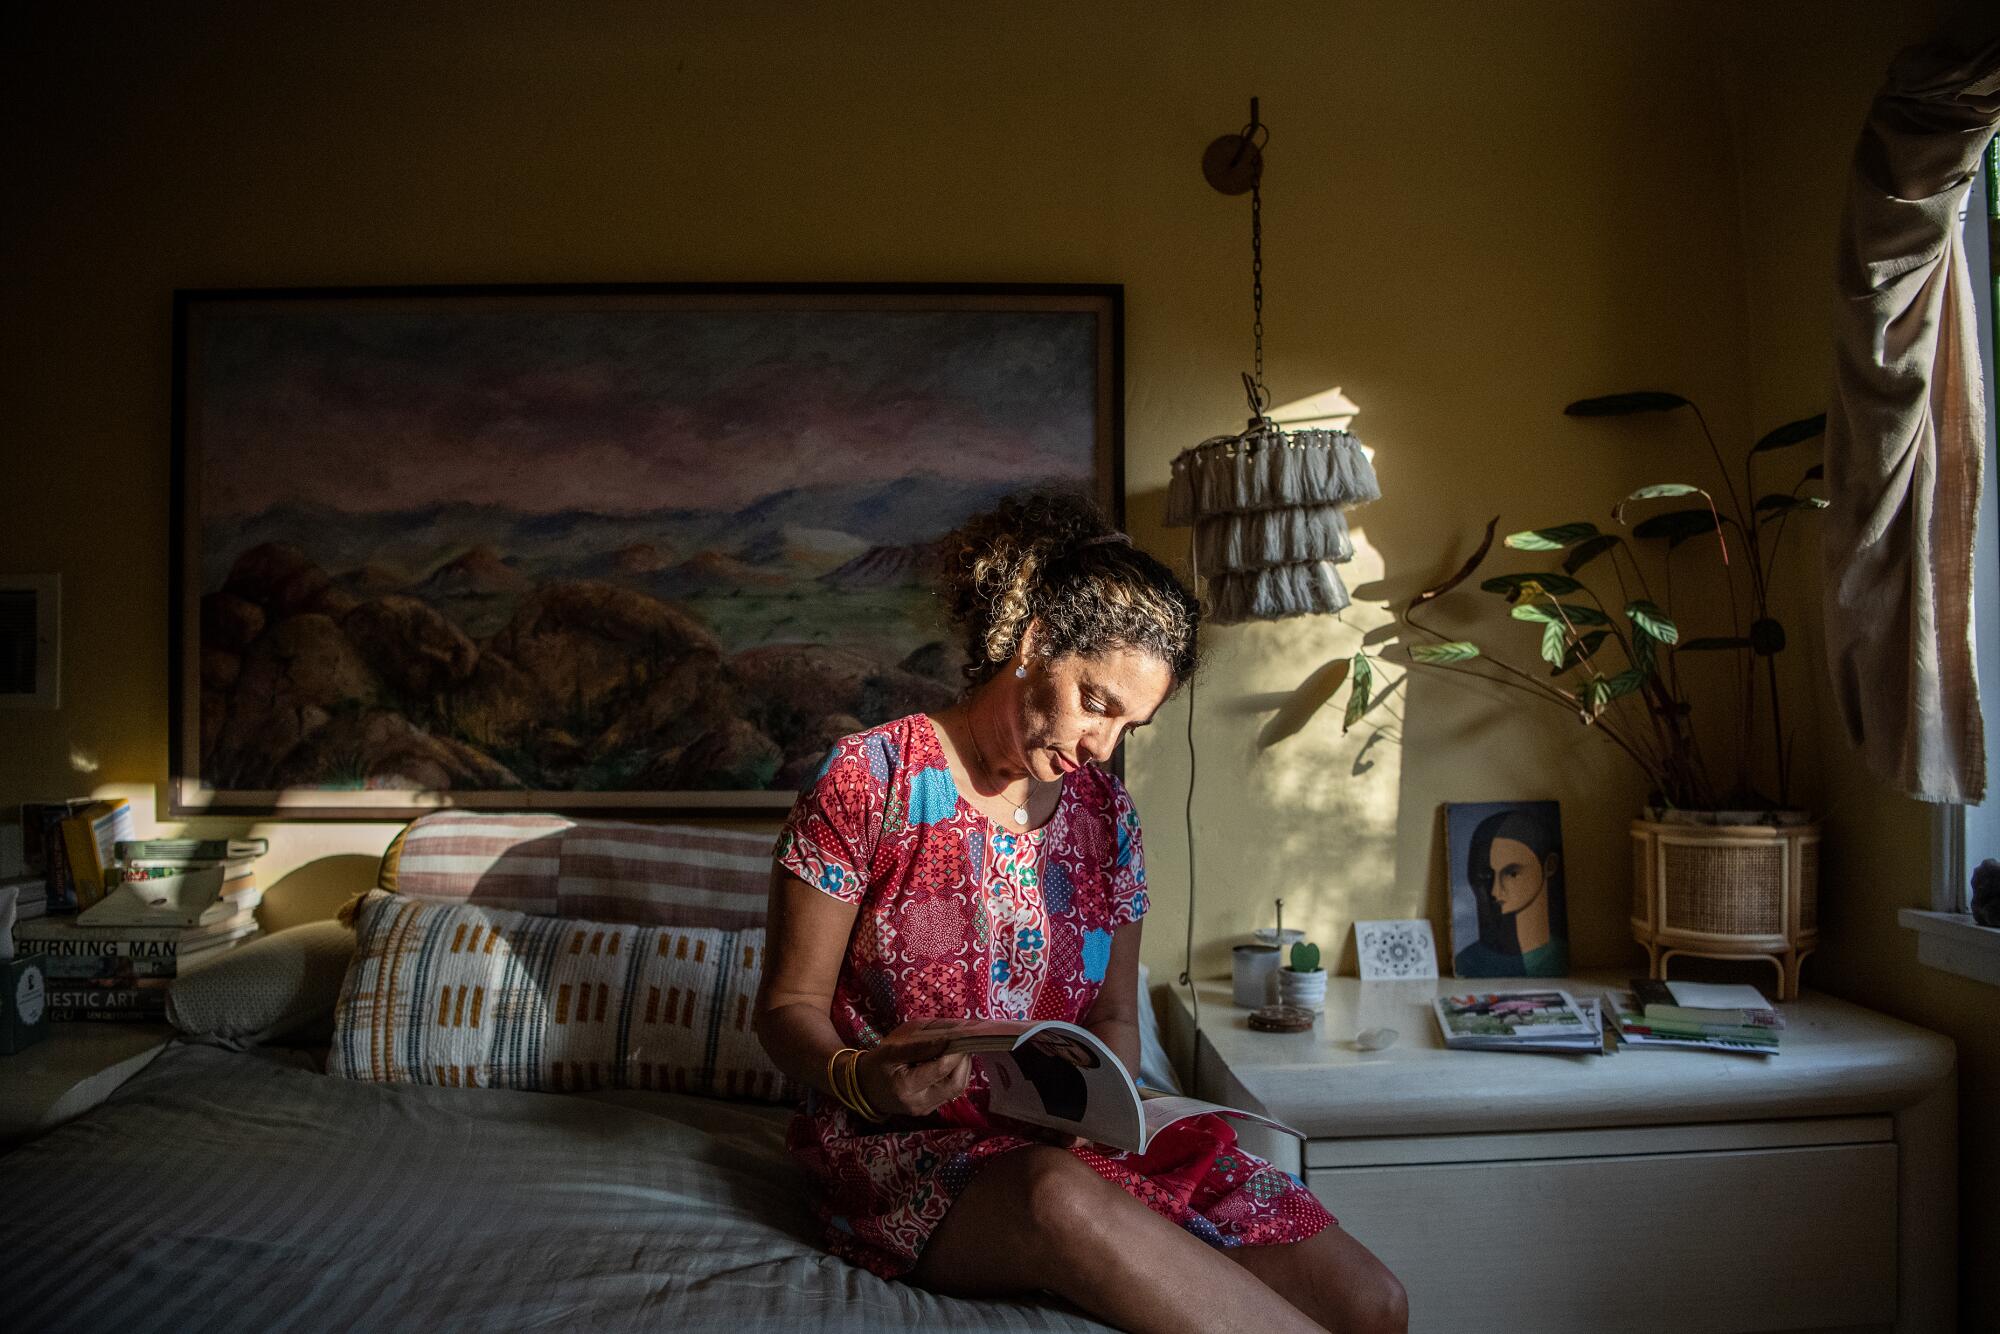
[
  {"xmin": 376, "ymin": 811, "xmax": 775, "ymax": 928},
  {"xmin": 330, "ymin": 890, "xmax": 792, "ymax": 1103}
]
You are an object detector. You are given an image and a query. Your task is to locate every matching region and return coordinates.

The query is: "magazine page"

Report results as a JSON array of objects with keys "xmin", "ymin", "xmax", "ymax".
[
  {"xmin": 1137, "ymin": 1095, "xmax": 1304, "ymax": 1149},
  {"xmin": 927, "ymin": 1018, "xmax": 1048, "ymax": 1053},
  {"xmin": 976, "ymin": 1022, "xmax": 1147, "ymax": 1151}
]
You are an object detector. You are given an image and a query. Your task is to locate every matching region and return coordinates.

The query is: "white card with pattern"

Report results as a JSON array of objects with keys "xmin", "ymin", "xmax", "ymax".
[{"xmin": 1356, "ymin": 919, "xmax": 1438, "ymax": 980}]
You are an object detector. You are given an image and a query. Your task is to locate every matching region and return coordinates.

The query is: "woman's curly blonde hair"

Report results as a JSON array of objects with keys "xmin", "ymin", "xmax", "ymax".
[{"xmin": 936, "ymin": 491, "xmax": 1201, "ymax": 689}]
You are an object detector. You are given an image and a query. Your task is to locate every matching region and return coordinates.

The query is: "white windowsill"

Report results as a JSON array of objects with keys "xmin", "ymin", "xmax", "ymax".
[{"xmin": 1899, "ymin": 908, "xmax": 2000, "ymax": 987}]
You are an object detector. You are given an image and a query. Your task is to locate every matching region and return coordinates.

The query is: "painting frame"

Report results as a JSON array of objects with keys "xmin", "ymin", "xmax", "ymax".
[{"xmin": 169, "ymin": 282, "xmax": 1124, "ymax": 820}]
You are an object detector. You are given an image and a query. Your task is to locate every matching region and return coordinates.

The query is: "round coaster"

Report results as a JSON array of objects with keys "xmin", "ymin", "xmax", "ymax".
[{"xmin": 1248, "ymin": 1003, "xmax": 1315, "ymax": 1033}]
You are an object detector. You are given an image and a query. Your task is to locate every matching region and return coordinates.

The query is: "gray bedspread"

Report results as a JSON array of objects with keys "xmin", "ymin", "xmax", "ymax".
[{"xmin": 0, "ymin": 1042, "xmax": 1111, "ymax": 1333}]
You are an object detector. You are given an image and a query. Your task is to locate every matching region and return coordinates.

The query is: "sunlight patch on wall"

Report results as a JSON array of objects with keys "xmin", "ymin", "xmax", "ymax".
[
  {"xmin": 1184, "ymin": 519, "xmax": 1406, "ymax": 979},
  {"xmin": 1267, "ymin": 385, "xmax": 1360, "ymax": 432}
]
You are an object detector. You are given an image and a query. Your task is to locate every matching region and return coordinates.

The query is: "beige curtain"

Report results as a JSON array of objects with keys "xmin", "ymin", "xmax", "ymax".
[{"xmin": 1823, "ymin": 15, "xmax": 2000, "ymax": 805}]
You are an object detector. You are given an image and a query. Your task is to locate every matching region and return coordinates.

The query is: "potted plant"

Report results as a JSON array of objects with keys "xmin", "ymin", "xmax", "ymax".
[
  {"xmin": 1279, "ymin": 940, "xmax": 1327, "ymax": 1011},
  {"xmin": 1328, "ymin": 392, "xmax": 1826, "ymax": 997}
]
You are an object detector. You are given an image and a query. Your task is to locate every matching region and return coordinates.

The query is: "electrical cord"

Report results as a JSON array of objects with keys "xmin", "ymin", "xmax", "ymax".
[{"xmin": 1180, "ymin": 533, "xmax": 1201, "ymax": 1093}]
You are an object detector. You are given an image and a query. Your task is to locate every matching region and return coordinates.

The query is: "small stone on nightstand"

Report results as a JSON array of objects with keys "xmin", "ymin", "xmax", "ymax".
[{"xmin": 1354, "ymin": 1027, "xmax": 1399, "ymax": 1051}]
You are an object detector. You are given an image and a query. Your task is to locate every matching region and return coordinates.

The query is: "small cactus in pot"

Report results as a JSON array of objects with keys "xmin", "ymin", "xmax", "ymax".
[{"xmin": 1280, "ymin": 939, "xmax": 1327, "ymax": 1012}]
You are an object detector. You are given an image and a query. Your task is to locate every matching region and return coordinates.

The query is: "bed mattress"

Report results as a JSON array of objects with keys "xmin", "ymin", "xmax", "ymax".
[{"xmin": 0, "ymin": 1042, "xmax": 1110, "ymax": 1333}]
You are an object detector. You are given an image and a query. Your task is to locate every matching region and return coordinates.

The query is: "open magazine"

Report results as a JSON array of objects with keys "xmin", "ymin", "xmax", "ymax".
[{"xmin": 927, "ymin": 1018, "xmax": 1302, "ymax": 1155}]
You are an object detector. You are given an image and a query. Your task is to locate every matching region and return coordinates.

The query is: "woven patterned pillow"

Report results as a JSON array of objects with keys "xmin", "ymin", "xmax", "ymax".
[
  {"xmin": 330, "ymin": 890, "xmax": 792, "ymax": 1102},
  {"xmin": 374, "ymin": 811, "xmax": 774, "ymax": 929}
]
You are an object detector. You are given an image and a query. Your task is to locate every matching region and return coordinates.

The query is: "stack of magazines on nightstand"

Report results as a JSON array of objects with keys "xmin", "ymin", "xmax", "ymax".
[
  {"xmin": 1605, "ymin": 979, "xmax": 1783, "ymax": 1055},
  {"xmin": 1432, "ymin": 989, "xmax": 1607, "ymax": 1054}
]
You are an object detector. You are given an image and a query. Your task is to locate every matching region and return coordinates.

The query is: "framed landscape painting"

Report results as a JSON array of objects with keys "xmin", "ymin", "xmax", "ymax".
[{"xmin": 170, "ymin": 283, "xmax": 1122, "ymax": 818}]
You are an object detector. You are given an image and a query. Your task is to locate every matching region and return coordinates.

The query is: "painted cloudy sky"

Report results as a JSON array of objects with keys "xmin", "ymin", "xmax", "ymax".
[{"xmin": 193, "ymin": 301, "xmax": 1099, "ymax": 518}]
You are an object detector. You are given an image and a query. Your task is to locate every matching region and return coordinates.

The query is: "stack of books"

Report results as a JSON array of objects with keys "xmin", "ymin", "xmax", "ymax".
[
  {"xmin": 19, "ymin": 797, "xmax": 136, "ymax": 912},
  {"xmin": 1606, "ymin": 979, "xmax": 1783, "ymax": 1055},
  {"xmin": 11, "ymin": 836, "xmax": 269, "ymax": 1023},
  {"xmin": 1432, "ymin": 989, "xmax": 1607, "ymax": 1054}
]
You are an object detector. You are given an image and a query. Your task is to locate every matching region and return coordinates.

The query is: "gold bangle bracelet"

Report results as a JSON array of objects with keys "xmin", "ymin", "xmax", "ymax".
[
  {"xmin": 837, "ymin": 1048, "xmax": 866, "ymax": 1119},
  {"xmin": 824, "ymin": 1047, "xmax": 847, "ymax": 1105},
  {"xmin": 840, "ymin": 1047, "xmax": 884, "ymax": 1123},
  {"xmin": 850, "ymin": 1048, "xmax": 884, "ymax": 1121},
  {"xmin": 825, "ymin": 1046, "xmax": 871, "ymax": 1121}
]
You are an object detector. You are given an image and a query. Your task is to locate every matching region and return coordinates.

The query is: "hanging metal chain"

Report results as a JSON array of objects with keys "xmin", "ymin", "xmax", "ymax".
[{"xmin": 1250, "ymin": 174, "xmax": 1265, "ymax": 416}]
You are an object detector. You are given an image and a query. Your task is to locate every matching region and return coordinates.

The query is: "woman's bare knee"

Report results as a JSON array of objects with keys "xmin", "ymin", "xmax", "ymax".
[
  {"xmin": 1006, "ymin": 1147, "xmax": 1117, "ymax": 1254},
  {"xmin": 913, "ymin": 1146, "xmax": 1115, "ymax": 1295},
  {"xmin": 1313, "ymin": 1240, "xmax": 1406, "ymax": 1334},
  {"xmin": 1231, "ymin": 1225, "xmax": 1408, "ymax": 1334},
  {"xmin": 1350, "ymin": 1262, "xmax": 1408, "ymax": 1334}
]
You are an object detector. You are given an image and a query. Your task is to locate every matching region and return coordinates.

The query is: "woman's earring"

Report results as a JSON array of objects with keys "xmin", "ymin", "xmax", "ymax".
[{"xmin": 1014, "ymin": 664, "xmax": 1027, "ymax": 679}]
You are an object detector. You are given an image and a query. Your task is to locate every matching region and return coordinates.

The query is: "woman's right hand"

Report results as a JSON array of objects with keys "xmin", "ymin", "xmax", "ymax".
[{"xmin": 854, "ymin": 1020, "xmax": 973, "ymax": 1117}]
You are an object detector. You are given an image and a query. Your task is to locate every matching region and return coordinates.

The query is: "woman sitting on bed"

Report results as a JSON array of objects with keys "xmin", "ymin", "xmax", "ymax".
[{"xmin": 753, "ymin": 493, "xmax": 1407, "ymax": 1334}]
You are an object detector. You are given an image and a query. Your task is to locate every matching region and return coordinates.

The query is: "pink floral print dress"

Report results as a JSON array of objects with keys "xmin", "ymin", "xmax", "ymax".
[{"xmin": 775, "ymin": 713, "xmax": 1335, "ymax": 1278}]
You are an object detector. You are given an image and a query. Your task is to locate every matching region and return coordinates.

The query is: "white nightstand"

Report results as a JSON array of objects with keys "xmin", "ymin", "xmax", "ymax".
[
  {"xmin": 1163, "ymin": 976, "xmax": 1955, "ymax": 1334},
  {"xmin": 0, "ymin": 1022, "xmax": 175, "ymax": 1147}
]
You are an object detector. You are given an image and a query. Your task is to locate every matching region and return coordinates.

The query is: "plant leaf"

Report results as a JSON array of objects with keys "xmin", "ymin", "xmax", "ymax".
[
  {"xmin": 1564, "ymin": 392, "xmax": 1690, "ymax": 416},
  {"xmin": 1584, "ymin": 669, "xmax": 1647, "ymax": 711},
  {"xmin": 1408, "ymin": 641, "xmax": 1481, "ymax": 664},
  {"xmin": 1511, "ymin": 602, "xmax": 1611, "ymax": 627},
  {"xmin": 1803, "ymin": 464, "xmax": 1824, "ymax": 482},
  {"xmin": 1409, "ymin": 517, "xmax": 1497, "ymax": 611},
  {"xmin": 1752, "ymin": 412, "xmax": 1827, "ymax": 452},
  {"xmin": 1539, "ymin": 619, "xmax": 1568, "ymax": 666},
  {"xmin": 1563, "ymin": 534, "xmax": 1621, "ymax": 573},
  {"xmin": 1342, "ymin": 652, "xmax": 1374, "ymax": 731},
  {"xmin": 1632, "ymin": 508, "xmax": 1725, "ymax": 549},
  {"xmin": 1629, "ymin": 624, "xmax": 1656, "ymax": 673},
  {"xmin": 1257, "ymin": 657, "xmax": 1351, "ymax": 748},
  {"xmin": 1479, "ymin": 571, "xmax": 1583, "ymax": 600},
  {"xmin": 1549, "ymin": 630, "xmax": 1609, "ymax": 675},
  {"xmin": 1625, "ymin": 600, "xmax": 1679, "ymax": 645},
  {"xmin": 1753, "ymin": 493, "xmax": 1829, "ymax": 519},
  {"xmin": 1622, "ymin": 482, "xmax": 1703, "ymax": 502},
  {"xmin": 1750, "ymin": 618, "xmax": 1788, "ymax": 656},
  {"xmin": 1504, "ymin": 522, "xmax": 1601, "ymax": 552},
  {"xmin": 1676, "ymin": 636, "xmax": 1752, "ymax": 651}
]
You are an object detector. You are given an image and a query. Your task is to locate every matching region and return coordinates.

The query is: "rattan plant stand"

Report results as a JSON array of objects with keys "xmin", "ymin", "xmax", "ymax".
[{"xmin": 1630, "ymin": 814, "xmax": 1820, "ymax": 1000}]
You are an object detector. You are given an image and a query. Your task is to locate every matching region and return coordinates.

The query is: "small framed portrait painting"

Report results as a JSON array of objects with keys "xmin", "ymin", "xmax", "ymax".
[{"xmin": 1446, "ymin": 800, "xmax": 1569, "ymax": 978}]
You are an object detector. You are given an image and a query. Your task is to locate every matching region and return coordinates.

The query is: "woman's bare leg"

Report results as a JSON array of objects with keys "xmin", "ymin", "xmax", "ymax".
[
  {"xmin": 1228, "ymin": 1225, "xmax": 1408, "ymax": 1333},
  {"xmin": 908, "ymin": 1146, "xmax": 1329, "ymax": 1334}
]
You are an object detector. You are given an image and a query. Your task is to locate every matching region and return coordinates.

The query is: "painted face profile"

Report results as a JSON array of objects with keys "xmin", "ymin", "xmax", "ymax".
[
  {"xmin": 1458, "ymin": 804, "xmax": 1568, "ymax": 972},
  {"xmin": 1487, "ymin": 836, "xmax": 1557, "ymax": 916}
]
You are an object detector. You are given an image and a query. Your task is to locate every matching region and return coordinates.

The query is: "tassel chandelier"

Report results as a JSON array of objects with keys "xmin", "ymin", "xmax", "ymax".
[{"xmin": 1166, "ymin": 97, "xmax": 1380, "ymax": 624}]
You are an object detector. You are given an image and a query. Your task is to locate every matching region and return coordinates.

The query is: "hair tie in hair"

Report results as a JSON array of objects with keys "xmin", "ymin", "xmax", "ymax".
[{"xmin": 1078, "ymin": 532, "xmax": 1132, "ymax": 549}]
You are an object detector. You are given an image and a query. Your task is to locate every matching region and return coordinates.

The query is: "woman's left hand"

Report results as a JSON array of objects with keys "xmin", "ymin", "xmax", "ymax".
[{"xmin": 856, "ymin": 1021, "xmax": 975, "ymax": 1117}]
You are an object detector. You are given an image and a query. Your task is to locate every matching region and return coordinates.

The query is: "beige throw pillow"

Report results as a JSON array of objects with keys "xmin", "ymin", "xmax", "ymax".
[{"xmin": 167, "ymin": 920, "xmax": 357, "ymax": 1047}]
